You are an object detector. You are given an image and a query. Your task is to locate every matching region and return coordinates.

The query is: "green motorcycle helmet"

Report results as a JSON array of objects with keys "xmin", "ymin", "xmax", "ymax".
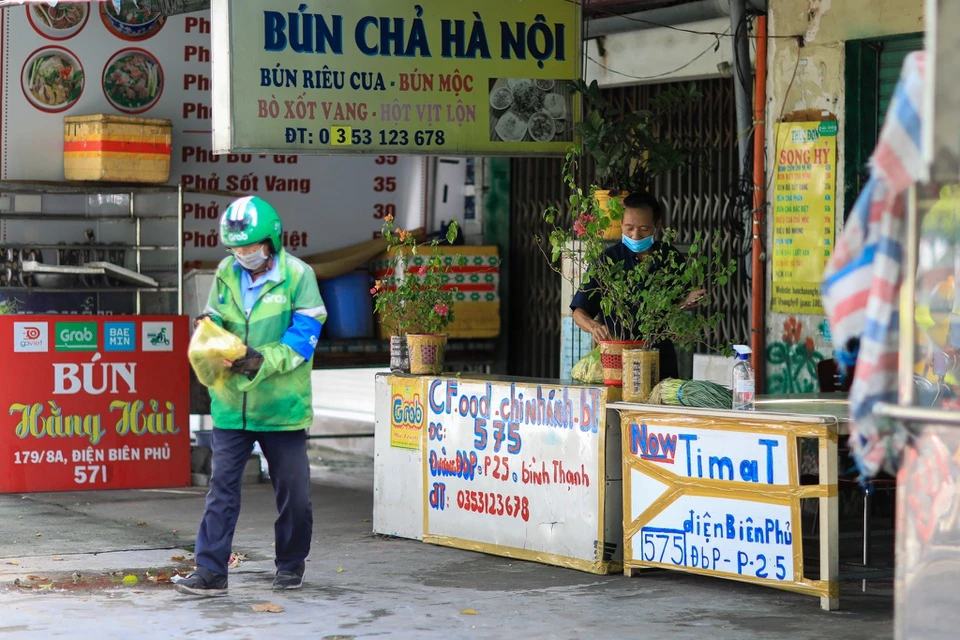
[{"xmin": 220, "ymin": 196, "xmax": 283, "ymax": 252}]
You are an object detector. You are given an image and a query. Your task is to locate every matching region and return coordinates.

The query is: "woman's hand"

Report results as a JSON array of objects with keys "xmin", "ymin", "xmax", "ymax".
[
  {"xmin": 681, "ymin": 289, "xmax": 707, "ymax": 310},
  {"xmin": 589, "ymin": 321, "xmax": 612, "ymax": 343}
]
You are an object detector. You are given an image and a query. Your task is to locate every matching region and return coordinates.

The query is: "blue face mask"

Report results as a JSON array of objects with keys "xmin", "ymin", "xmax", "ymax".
[{"xmin": 622, "ymin": 233, "xmax": 654, "ymax": 254}]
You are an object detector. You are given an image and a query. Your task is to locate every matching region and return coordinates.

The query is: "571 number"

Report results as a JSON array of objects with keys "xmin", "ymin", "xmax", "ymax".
[{"xmin": 74, "ymin": 465, "xmax": 107, "ymax": 484}]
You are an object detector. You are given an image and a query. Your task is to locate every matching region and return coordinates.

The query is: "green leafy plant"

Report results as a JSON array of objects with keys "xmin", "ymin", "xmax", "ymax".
[
  {"xmin": 0, "ymin": 297, "xmax": 19, "ymax": 315},
  {"xmin": 573, "ymin": 79, "xmax": 703, "ymax": 194},
  {"xmin": 543, "ymin": 149, "xmax": 736, "ymax": 353},
  {"xmin": 372, "ymin": 216, "xmax": 464, "ymax": 336}
]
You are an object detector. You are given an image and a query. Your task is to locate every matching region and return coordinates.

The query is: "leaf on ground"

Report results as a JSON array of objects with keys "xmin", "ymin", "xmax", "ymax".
[
  {"xmin": 132, "ymin": 590, "xmax": 143, "ymax": 594},
  {"xmin": 337, "ymin": 567, "xmax": 344, "ymax": 573},
  {"xmin": 25, "ymin": 575, "xmax": 44, "ymax": 581},
  {"xmin": 6, "ymin": 561, "xmax": 19, "ymax": 566},
  {"xmin": 36, "ymin": 583, "xmax": 54, "ymax": 591},
  {"xmin": 228, "ymin": 553, "xmax": 247, "ymax": 569},
  {"xmin": 460, "ymin": 609, "xmax": 478, "ymax": 615},
  {"xmin": 111, "ymin": 571, "xmax": 123, "ymax": 577},
  {"xmin": 170, "ymin": 556, "xmax": 185, "ymax": 561},
  {"xmin": 136, "ymin": 522, "xmax": 148, "ymax": 526},
  {"xmin": 34, "ymin": 532, "xmax": 42, "ymax": 537},
  {"xmin": 252, "ymin": 603, "xmax": 284, "ymax": 613},
  {"xmin": 122, "ymin": 575, "xmax": 138, "ymax": 585},
  {"xmin": 51, "ymin": 558, "xmax": 64, "ymax": 562}
]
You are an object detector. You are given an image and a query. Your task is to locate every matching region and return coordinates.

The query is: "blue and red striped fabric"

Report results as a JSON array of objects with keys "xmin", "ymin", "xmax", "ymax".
[{"xmin": 821, "ymin": 52, "xmax": 927, "ymax": 477}]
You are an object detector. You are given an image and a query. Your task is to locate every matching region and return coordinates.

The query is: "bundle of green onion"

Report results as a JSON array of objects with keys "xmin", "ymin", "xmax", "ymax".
[{"xmin": 647, "ymin": 378, "xmax": 733, "ymax": 409}]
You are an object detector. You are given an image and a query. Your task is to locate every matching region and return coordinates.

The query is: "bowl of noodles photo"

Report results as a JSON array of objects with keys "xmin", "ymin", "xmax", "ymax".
[
  {"xmin": 101, "ymin": 0, "xmax": 164, "ymax": 39},
  {"xmin": 102, "ymin": 48, "xmax": 164, "ymax": 114},
  {"xmin": 20, "ymin": 46, "xmax": 84, "ymax": 113},
  {"xmin": 26, "ymin": 2, "xmax": 89, "ymax": 40}
]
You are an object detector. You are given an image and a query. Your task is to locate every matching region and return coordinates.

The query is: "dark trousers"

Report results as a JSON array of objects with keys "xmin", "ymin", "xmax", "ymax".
[{"xmin": 194, "ymin": 427, "xmax": 313, "ymax": 576}]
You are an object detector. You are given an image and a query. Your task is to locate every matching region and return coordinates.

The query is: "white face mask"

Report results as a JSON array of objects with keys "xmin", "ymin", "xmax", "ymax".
[{"xmin": 234, "ymin": 246, "xmax": 269, "ymax": 271}]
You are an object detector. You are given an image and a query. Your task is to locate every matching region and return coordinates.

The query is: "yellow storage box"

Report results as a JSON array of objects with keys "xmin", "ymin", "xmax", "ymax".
[
  {"xmin": 372, "ymin": 245, "xmax": 501, "ymax": 339},
  {"xmin": 64, "ymin": 115, "xmax": 172, "ymax": 183}
]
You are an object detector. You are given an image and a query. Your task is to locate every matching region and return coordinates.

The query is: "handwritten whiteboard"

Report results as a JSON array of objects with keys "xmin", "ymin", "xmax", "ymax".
[
  {"xmin": 423, "ymin": 379, "xmax": 615, "ymax": 573},
  {"xmin": 620, "ymin": 411, "xmax": 836, "ymax": 601}
]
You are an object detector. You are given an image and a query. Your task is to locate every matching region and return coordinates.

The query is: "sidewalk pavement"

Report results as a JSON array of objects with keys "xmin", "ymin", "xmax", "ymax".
[{"xmin": 0, "ymin": 448, "xmax": 893, "ymax": 640}]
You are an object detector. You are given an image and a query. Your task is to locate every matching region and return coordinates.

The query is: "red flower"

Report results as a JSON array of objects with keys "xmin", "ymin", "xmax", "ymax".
[
  {"xmin": 782, "ymin": 317, "xmax": 803, "ymax": 346},
  {"xmin": 433, "ymin": 303, "xmax": 449, "ymax": 317},
  {"xmin": 804, "ymin": 337, "xmax": 815, "ymax": 353},
  {"xmin": 417, "ymin": 266, "xmax": 428, "ymax": 276},
  {"xmin": 573, "ymin": 220, "xmax": 587, "ymax": 237}
]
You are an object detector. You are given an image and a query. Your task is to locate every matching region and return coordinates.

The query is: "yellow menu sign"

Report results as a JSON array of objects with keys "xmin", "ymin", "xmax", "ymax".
[
  {"xmin": 211, "ymin": 0, "xmax": 581, "ymax": 155},
  {"xmin": 771, "ymin": 121, "xmax": 838, "ymax": 315}
]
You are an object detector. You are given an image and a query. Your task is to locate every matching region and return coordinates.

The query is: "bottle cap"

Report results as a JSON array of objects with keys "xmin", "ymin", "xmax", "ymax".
[{"xmin": 733, "ymin": 344, "xmax": 752, "ymax": 360}]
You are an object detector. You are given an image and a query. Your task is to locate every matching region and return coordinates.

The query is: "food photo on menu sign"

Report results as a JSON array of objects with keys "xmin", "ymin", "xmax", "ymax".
[
  {"xmin": 102, "ymin": 47, "xmax": 164, "ymax": 114},
  {"xmin": 18, "ymin": 1, "xmax": 166, "ymax": 115},
  {"xmin": 488, "ymin": 78, "xmax": 574, "ymax": 144}
]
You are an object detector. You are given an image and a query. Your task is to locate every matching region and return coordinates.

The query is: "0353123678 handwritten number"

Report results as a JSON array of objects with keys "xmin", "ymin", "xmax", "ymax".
[{"xmin": 457, "ymin": 489, "xmax": 530, "ymax": 522}]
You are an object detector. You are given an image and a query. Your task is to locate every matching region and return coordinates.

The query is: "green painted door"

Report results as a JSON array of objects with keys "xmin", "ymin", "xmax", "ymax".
[{"xmin": 844, "ymin": 33, "xmax": 923, "ymax": 219}]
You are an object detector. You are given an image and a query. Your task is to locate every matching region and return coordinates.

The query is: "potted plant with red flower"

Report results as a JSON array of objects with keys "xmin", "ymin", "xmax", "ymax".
[{"xmin": 372, "ymin": 215, "xmax": 464, "ymax": 375}]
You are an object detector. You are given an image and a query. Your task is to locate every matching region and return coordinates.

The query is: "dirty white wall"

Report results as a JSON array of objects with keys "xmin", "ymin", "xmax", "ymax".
[
  {"xmin": 763, "ymin": 0, "xmax": 924, "ymax": 394},
  {"xmin": 585, "ymin": 18, "xmax": 741, "ymax": 87}
]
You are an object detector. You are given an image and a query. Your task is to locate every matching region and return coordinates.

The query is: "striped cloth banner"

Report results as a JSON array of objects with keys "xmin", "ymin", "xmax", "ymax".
[{"xmin": 821, "ymin": 52, "xmax": 928, "ymax": 477}]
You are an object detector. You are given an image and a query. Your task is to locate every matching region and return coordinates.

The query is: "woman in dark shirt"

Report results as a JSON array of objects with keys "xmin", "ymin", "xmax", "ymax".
[{"xmin": 570, "ymin": 191, "xmax": 703, "ymax": 380}]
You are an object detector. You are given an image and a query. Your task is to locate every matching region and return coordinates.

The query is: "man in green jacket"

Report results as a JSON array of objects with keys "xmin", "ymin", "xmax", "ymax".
[{"xmin": 176, "ymin": 196, "xmax": 326, "ymax": 597}]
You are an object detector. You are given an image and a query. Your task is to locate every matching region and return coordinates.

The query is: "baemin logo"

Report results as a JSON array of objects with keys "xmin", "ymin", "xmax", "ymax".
[
  {"xmin": 14, "ymin": 322, "xmax": 48, "ymax": 352},
  {"xmin": 104, "ymin": 322, "xmax": 136, "ymax": 352}
]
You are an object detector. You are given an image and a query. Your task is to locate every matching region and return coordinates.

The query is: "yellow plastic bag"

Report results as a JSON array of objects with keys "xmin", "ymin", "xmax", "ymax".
[
  {"xmin": 571, "ymin": 347, "xmax": 603, "ymax": 384},
  {"xmin": 188, "ymin": 318, "xmax": 247, "ymax": 388}
]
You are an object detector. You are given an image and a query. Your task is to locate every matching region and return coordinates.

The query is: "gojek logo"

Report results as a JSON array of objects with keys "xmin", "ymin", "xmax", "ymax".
[
  {"xmin": 55, "ymin": 322, "xmax": 97, "ymax": 352},
  {"xmin": 14, "ymin": 322, "xmax": 48, "ymax": 352}
]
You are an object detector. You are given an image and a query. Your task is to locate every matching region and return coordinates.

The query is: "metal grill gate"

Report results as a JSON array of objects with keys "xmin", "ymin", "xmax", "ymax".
[{"xmin": 507, "ymin": 77, "xmax": 746, "ymax": 378}]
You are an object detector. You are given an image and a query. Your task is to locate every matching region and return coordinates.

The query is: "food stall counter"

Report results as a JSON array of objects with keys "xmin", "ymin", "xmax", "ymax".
[
  {"xmin": 608, "ymin": 395, "xmax": 846, "ymax": 610},
  {"xmin": 373, "ymin": 372, "xmax": 623, "ymax": 574}
]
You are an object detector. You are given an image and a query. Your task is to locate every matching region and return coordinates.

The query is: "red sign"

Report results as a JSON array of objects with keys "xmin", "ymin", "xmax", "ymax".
[{"xmin": 0, "ymin": 315, "xmax": 191, "ymax": 493}]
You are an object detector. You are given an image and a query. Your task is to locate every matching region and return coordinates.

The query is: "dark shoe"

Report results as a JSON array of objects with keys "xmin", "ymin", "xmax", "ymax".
[
  {"xmin": 174, "ymin": 568, "xmax": 228, "ymax": 597},
  {"xmin": 273, "ymin": 565, "xmax": 304, "ymax": 590}
]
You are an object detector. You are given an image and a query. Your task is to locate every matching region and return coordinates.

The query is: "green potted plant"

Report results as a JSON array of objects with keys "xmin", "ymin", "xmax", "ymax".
[
  {"xmin": 544, "ymin": 148, "xmax": 736, "ymax": 398},
  {"xmin": 372, "ymin": 216, "xmax": 464, "ymax": 375},
  {"xmin": 573, "ymin": 79, "xmax": 702, "ymax": 239}
]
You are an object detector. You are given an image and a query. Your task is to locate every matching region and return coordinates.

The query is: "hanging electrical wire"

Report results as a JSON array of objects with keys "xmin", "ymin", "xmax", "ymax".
[
  {"xmin": 585, "ymin": 34, "xmax": 722, "ymax": 82},
  {"xmin": 568, "ymin": 0, "xmax": 802, "ymax": 40}
]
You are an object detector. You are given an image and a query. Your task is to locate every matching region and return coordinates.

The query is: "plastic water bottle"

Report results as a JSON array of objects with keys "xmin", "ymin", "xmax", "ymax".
[{"xmin": 732, "ymin": 345, "xmax": 755, "ymax": 411}]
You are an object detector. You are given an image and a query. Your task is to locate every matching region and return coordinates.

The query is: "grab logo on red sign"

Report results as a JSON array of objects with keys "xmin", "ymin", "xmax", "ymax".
[{"xmin": 13, "ymin": 322, "xmax": 48, "ymax": 352}]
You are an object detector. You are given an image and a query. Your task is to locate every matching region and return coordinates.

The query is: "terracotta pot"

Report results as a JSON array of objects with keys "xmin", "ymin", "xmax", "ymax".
[
  {"xmin": 599, "ymin": 340, "xmax": 644, "ymax": 386},
  {"xmin": 622, "ymin": 348, "xmax": 660, "ymax": 403},
  {"xmin": 389, "ymin": 335, "xmax": 410, "ymax": 373},
  {"xmin": 407, "ymin": 334, "xmax": 448, "ymax": 375},
  {"xmin": 594, "ymin": 189, "xmax": 625, "ymax": 240}
]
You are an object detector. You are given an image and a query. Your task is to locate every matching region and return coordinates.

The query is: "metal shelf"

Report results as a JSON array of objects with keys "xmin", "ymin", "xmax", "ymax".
[
  {"xmin": 1, "ymin": 242, "xmax": 178, "ymax": 251},
  {"xmin": 0, "ymin": 212, "xmax": 180, "ymax": 221},
  {"xmin": 0, "ymin": 181, "xmax": 184, "ymax": 314},
  {"xmin": 0, "ymin": 286, "xmax": 178, "ymax": 294},
  {"xmin": 0, "ymin": 180, "xmax": 181, "ymax": 195}
]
